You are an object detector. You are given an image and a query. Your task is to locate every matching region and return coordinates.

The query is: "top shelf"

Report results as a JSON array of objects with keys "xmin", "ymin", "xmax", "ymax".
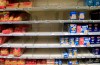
[{"xmin": 0, "ymin": 6, "xmax": 100, "ymax": 11}]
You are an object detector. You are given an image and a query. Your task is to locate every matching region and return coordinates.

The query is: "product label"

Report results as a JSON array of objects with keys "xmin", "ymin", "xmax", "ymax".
[
  {"xmin": 79, "ymin": 37, "xmax": 84, "ymax": 45},
  {"xmin": 70, "ymin": 24, "xmax": 77, "ymax": 33}
]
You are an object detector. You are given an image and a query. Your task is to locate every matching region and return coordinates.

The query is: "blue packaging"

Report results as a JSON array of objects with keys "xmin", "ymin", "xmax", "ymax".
[
  {"xmin": 58, "ymin": 59, "xmax": 62, "ymax": 65},
  {"xmin": 75, "ymin": 37, "xmax": 79, "ymax": 46},
  {"xmin": 60, "ymin": 37, "xmax": 65, "ymax": 44},
  {"xmin": 85, "ymin": 0, "xmax": 94, "ymax": 6},
  {"xmin": 69, "ymin": 24, "xmax": 77, "ymax": 33},
  {"xmin": 81, "ymin": 25, "xmax": 88, "ymax": 34},
  {"xmin": 70, "ymin": 11, "xmax": 77, "ymax": 20},
  {"xmin": 55, "ymin": 59, "xmax": 59, "ymax": 65},
  {"xmin": 93, "ymin": 48, "xmax": 100, "ymax": 55},
  {"xmin": 69, "ymin": 37, "xmax": 75, "ymax": 45},
  {"xmin": 90, "ymin": 36, "xmax": 96, "ymax": 44},
  {"xmin": 93, "ymin": 0, "xmax": 100, "ymax": 6},
  {"xmin": 93, "ymin": 24, "xmax": 99, "ymax": 32},
  {"xmin": 68, "ymin": 61, "xmax": 72, "ymax": 65},
  {"xmin": 96, "ymin": 36, "xmax": 100, "ymax": 44},
  {"xmin": 65, "ymin": 37, "xmax": 69, "ymax": 45},
  {"xmin": 68, "ymin": 49, "xmax": 72, "ymax": 55},
  {"xmin": 63, "ymin": 52, "xmax": 69, "ymax": 58},
  {"xmin": 88, "ymin": 24, "xmax": 93, "ymax": 32},
  {"xmin": 79, "ymin": 12, "xmax": 85, "ymax": 20},
  {"xmin": 84, "ymin": 37, "xmax": 90, "ymax": 46},
  {"xmin": 72, "ymin": 48, "xmax": 77, "ymax": 56}
]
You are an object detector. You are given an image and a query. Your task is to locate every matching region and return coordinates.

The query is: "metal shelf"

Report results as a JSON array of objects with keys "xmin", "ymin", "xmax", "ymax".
[
  {"xmin": 0, "ymin": 54, "xmax": 100, "ymax": 59},
  {"xmin": 0, "ymin": 32, "xmax": 99, "ymax": 36},
  {"xmin": 0, "ymin": 43, "xmax": 100, "ymax": 48},
  {"xmin": 0, "ymin": 20, "xmax": 100, "ymax": 24},
  {"xmin": 0, "ymin": 6, "xmax": 100, "ymax": 11}
]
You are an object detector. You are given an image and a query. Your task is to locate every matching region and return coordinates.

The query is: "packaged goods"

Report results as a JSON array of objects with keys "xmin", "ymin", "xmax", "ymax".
[
  {"xmin": 92, "ymin": 48, "xmax": 100, "ymax": 55},
  {"xmin": 0, "ymin": 36, "xmax": 9, "ymax": 44},
  {"xmin": 75, "ymin": 37, "xmax": 79, "ymax": 46},
  {"xmin": 79, "ymin": 12, "xmax": 85, "ymax": 20},
  {"xmin": 63, "ymin": 52, "xmax": 69, "ymax": 58},
  {"xmin": 69, "ymin": 24, "xmax": 77, "ymax": 33},
  {"xmin": 85, "ymin": 0, "xmax": 94, "ymax": 6},
  {"xmin": 0, "ymin": 48, "xmax": 9, "ymax": 56},
  {"xmin": 96, "ymin": 36, "xmax": 100, "ymax": 44},
  {"xmin": 65, "ymin": 37, "xmax": 69, "ymax": 45},
  {"xmin": 2, "ymin": 28, "xmax": 13, "ymax": 34},
  {"xmin": 68, "ymin": 60, "xmax": 72, "ymax": 65},
  {"xmin": 5, "ymin": 59, "xmax": 11, "ymax": 65},
  {"xmin": 81, "ymin": 25, "xmax": 88, "ymax": 34},
  {"xmin": 72, "ymin": 48, "xmax": 77, "ymax": 56},
  {"xmin": 93, "ymin": 0, "xmax": 100, "ymax": 6},
  {"xmin": 84, "ymin": 37, "xmax": 90, "ymax": 46},
  {"xmin": 90, "ymin": 36, "xmax": 96, "ymax": 44},
  {"xmin": 93, "ymin": 24, "xmax": 99, "ymax": 32},
  {"xmin": 0, "ymin": 58, "xmax": 5, "ymax": 65},
  {"xmin": 19, "ymin": 2, "xmax": 32, "ymax": 8},
  {"xmin": 77, "ymin": 25, "xmax": 81, "ymax": 33},
  {"xmin": 69, "ymin": 37, "xmax": 75, "ymax": 45},
  {"xmin": 58, "ymin": 59, "xmax": 62, "ymax": 65},
  {"xmin": 55, "ymin": 59, "xmax": 59, "ymax": 65},
  {"xmin": 60, "ymin": 37, "xmax": 65, "ymax": 44},
  {"xmin": 68, "ymin": 48, "xmax": 72, "ymax": 56},
  {"xmin": 0, "ymin": 0, "xmax": 8, "ymax": 9},
  {"xmin": 17, "ymin": 59, "xmax": 25, "ymax": 65},
  {"xmin": 70, "ymin": 11, "xmax": 77, "ymax": 20},
  {"xmin": 6, "ymin": 3, "xmax": 19, "ymax": 8},
  {"xmin": 79, "ymin": 37, "xmax": 84, "ymax": 45},
  {"xmin": 13, "ymin": 48, "xmax": 23, "ymax": 57},
  {"xmin": 88, "ymin": 24, "xmax": 93, "ymax": 32}
]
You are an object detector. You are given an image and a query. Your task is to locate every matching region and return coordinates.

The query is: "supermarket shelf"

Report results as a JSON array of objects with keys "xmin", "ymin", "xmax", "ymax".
[
  {"xmin": 0, "ymin": 43, "xmax": 100, "ymax": 48},
  {"xmin": 0, "ymin": 6, "xmax": 100, "ymax": 11},
  {"xmin": 0, "ymin": 32, "xmax": 99, "ymax": 36},
  {"xmin": 0, "ymin": 20, "xmax": 100, "ymax": 24},
  {"xmin": 0, "ymin": 54, "xmax": 100, "ymax": 59}
]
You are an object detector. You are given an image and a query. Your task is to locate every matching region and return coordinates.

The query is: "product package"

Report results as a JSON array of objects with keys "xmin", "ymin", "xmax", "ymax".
[
  {"xmin": 84, "ymin": 37, "xmax": 90, "ymax": 46},
  {"xmin": 75, "ymin": 37, "xmax": 79, "ymax": 46},
  {"xmin": 81, "ymin": 25, "xmax": 88, "ymax": 34},
  {"xmin": 69, "ymin": 24, "xmax": 77, "ymax": 33},
  {"xmin": 69, "ymin": 37, "xmax": 75, "ymax": 45}
]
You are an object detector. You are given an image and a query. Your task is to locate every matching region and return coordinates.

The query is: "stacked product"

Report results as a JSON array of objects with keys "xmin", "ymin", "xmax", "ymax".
[
  {"xmin": 0, "ymin": 11, "xmax": 30, "ymax": 21},
  {"xmin": 0, "ymin": 0, "xmax": 32, "ymax": 9},
  {"xmin": 85, "ymin": 0, "xmax": 100, "ymax": 6},
  {"xmin": 60, "ymin": 36, "xmax": 100, "ymax": 46},
  {"xmin": 0, "ymin": 48, "xmax": 24, "ymax": 57}
]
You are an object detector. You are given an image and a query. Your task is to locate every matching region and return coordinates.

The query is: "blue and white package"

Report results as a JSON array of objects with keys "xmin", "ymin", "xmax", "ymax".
[
  {"xmin": 72, "ymin": 48, "xmax": 77, "ymax": 56},
  {"xmin": 93, "ymin": 0, "xmax": 100, "ymax": 6},
  {"xmin": 93, "ymin": 48, "xmax": 100, "ymax": 55},
  {"xmin": 96, "ymin": 36, "xmax": 100, "ymax": 44},
  {"xmin": 84, "ymin": 37, "xmax": 90, "ymax": 46},
  {"xmin": 93, "ymin": 24, "xmax": 99, "ymax": 32},
  {"xmin": 70, "ymin": 11, "xmax": 77, "ymax": 20},
  {"xmin": 69, "ymin": 37, "xmax": 75, "ymax": 45},
  {"xmin": 63, "ymin": 52, "xmax": 69, "ymax": 58},
  {"xmin": 85, "ymin": 0, "xmax": 94, "ymax": 6},
  {"xmin": 88, "ymin": 24, "xmax": 93, "ymax": 32},
  {"xmin": 55, "ymin": 59, "xmax": 59, "ymax": 65},
  {"xmin": 68, "ymin": 49, "xmax": 72, "ymax": 55},
  {"xmin": 65, "ymin": 37, "xmax": 69, "ymax": 45},
  {"xmin": 60, "ymin": 37, "xmax": 65, "ymax": 44},
  {"xmin": 69, "ymin": 24, "xmax": 77, "ymax": 33},
  {"xmin": 75, "ymin": 37, "xmax": 79, "ymax": 46},
  {"xmin": 58, "ymin": 59, "xmax": 62, "ymax": 65},
  {"xmin": 79, "ymin": 12, "xmax": 85, "ymax": 20},
  {"xmin": 90, "ymin": 36, "xmax": 96, "ymax": 44},
  {"xmin": 68, "ymin": 60, "xmax": 72, "ymax": 65},
  {"xmin": 81, "ymin": 25, "xmax": 88, "ymax": 34}
]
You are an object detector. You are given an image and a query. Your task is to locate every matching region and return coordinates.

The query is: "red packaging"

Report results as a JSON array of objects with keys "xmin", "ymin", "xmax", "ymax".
[
  {"xmin": 77, "ymin": 25, "xmax": 81, "ymax": 33},
  {"xmin": 0, "ymin": 36, "xmax": 9, "ymax": 44},
  {"xmin": 79, "ymin": 37, "xmax": 84, "ymax": 45},
  {"xmin": 2, "ymin": 28, "xmax": 13, "ymax": 34},
  {"xmin": 13, "ymin": 48, "xmax": 23, "ymax": 57},
  {"xmin": 0, "ymin": 48, "xmax": 9, "ymax": 56}
]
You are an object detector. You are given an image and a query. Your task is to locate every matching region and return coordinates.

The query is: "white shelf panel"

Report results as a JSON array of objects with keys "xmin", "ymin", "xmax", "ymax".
[
  {"xmin": 0, "ymin": 54, "xmax": 100, "ymax": 59},
  {"xmin": 0, "ymin": 6, "xmax": 100, "ymax": 11},
  {"xmin": 0, "ymin": 32, "xmax": 99, "ymax": 36},
  {"xmin": 0, "ymin": 43, "xmax": 100, "ymax": 48},
  {"xmin": 0, "ymin": 20, "xmax": 99, "ymax": 24}
]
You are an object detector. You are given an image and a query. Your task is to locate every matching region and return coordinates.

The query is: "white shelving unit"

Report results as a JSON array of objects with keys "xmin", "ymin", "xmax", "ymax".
[{"xmin": 0, "ymin": 0, "xmax": 100, "ymax": 64}]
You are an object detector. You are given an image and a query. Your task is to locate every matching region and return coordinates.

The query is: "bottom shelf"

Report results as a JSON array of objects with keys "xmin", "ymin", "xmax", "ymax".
[{"xmin": 0, "ymin": 58, "xmax": 100, "ymax": 65}]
